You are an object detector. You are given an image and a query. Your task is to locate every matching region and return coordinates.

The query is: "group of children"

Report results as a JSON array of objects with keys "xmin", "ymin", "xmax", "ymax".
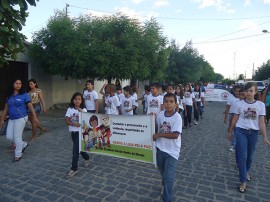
[{"xmin": 64, "ymin": 80, "xmax": 206, "ymax": 201}]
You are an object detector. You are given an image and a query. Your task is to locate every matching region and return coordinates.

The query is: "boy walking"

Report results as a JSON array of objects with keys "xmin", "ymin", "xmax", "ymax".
[
  {"xmin": 153, "ymin": 93, "xmax": 182, "ymax": 202},
  {"xmin": 83, "ymin": 80, "xmax": 99, "ymax": 113}
]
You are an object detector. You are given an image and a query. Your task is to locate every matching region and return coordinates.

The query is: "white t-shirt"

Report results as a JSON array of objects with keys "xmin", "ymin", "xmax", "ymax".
[
  {"xmin": 230, "ymin": 99, "xmax": 241, "ymax": 114},
  {"xmin": 156, "ymin": 111, "xmax": 182, "ymax": 160},
  {"xmin": 132, "ymin": 92, "xmax": 139, "ymax": 107},
  {"xmin": 117, "ymin": 93, "xmax": 125, "ymax": 103},
  {"xmin": 105, "ymin": 95, "xmax": 121, "ymax": 115},
  {"xmin": 227, "ymin": 94, "xmax": 239, "ymax": 113},
  {"xmin": 193, "ymin": 91, "xmax": 204, "ymax": 102},
  {"xmin": 147, "ymin": 94, "xmax": 164, "ymax": 115},
  {"xmin": 235, "ymin": 100, "xmax": 266, "ymax": 130},
  {"xmin": 184, "ymin": 92, "xmax": 195, "ymax": 106},
  {"xmin": 176, "ymin": 95, "xmax": 185, "ymax": 110},
  {"xmin": 121, "ymin": 96, "xmax": 136, "ymax": 115},
  {"xmin": 65, "ymin": 107, "xmax": 87, "ymax": 132},
  {"xmin": 83, "ymin": 90, "xmax": 98, "ymax": 111}
]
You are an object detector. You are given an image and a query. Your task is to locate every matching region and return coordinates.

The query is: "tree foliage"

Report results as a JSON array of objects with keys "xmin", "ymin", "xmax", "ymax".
[
  {"xmin": 30, "ymin": 12, "xmax": 169, "ymax": 80},
  {"xmin": 238, "ymin": 74, "xmax": 245, "ymax": 80},
  {"xmin": 0, "ymin": 0, "xmax": 38, "ymax": 67},
  {"xmin": 166, "ymin": 40, "xmax": 216, "ymax": 84},
  {"xmin": 253, "ymin": 59, "xmax": 270, "ymax": 80}
]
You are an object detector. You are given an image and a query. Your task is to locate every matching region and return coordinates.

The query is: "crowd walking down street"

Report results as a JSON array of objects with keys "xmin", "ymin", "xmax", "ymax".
[{"xmin": 0, "ymin": 101, "xmax": 270, "ymax": 202}]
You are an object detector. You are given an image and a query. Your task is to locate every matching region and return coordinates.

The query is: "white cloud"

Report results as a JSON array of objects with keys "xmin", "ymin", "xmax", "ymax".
[
  {"xmin": 131, "ymin": 0, "xmax": 146, "ymax": 4},
  {"xmin": 154, "ymin": 0, "xmax": 170, "ymax": 8},
  {"xmin": 191, "ymin": 0, "xmax": 235, "ymax": 13},
  {"xmin": 175, "ymin": 9, "xmax": 182, "ymax": 13},
  {"xmin": 244, "ymin": 0, "xmax": 252, "ymax": 6},
  {"xmin": 263, "ymin": 0, "xmax": 270, "ymax": 4},
  {"xmin": 113, "ymin": 7, "xmax": 158, "ymax": 21}
]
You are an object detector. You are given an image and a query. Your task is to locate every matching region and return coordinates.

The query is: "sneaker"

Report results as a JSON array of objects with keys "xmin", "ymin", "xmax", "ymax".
[
  {"xmin": 66, "ymin": 170, "xmax": 77, "ymax": 178},
  {"xmin": 229, "ymin": 146, "xmax": 235, "ymax": 152},
  {"xmin": 193, "ymin": 120, "xmax": 198, "ymax": 125},
  {"xmin": 84, "ymin": 160, "xmax": 90, "ymax": 167}
]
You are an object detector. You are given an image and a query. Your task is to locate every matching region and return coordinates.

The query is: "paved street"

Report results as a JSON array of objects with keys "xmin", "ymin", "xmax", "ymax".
[{"xmin": 0, "ymin": 102, "xmax": 270, "ymax": 202}]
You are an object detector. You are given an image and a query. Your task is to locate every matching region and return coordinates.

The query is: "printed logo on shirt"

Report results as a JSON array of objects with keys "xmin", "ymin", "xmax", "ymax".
[
  {"xmin": 243, "ymin": 108, "xmax": 257, "ymax": 120},
  {"xmin": 159, "ymin": 121, "xmax": 171, "ymax": 133},
  {"xmin": 71, "ymin": 113, "xmax": 79, "ymax": 124},
  {"xmin": 124, "ymin": 100, "xmax": 130, "ymax": 108},
  {"xmin": 195, "ymin": 93, "xmax": 200, "ymax": 99},
  {"xmin": 150, "ymin": 99, "xmax": 158, "ymax": 108},
  {"xmin": 16, "ymin": 99, "xmax": 23, "ymax": 101},
  {"xmin": 107, "ymin": 100, "xmax": 112, "ymax": 109},
  {"xmin": 185, "ymin": 93, "xmax": 191, "ymax": 98},
  {"xmin": 85, "ymin": 94, "xmax": 91, "ymax": 101}
]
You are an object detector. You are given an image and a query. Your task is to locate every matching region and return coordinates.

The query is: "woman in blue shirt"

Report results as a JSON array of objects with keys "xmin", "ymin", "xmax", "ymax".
[{"xmin": 0, "ymin": 79, "xmax": 38, "ymax": 162}]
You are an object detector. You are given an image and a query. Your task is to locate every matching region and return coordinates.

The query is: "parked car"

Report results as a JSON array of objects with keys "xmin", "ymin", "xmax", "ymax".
[{"xmin": 214, "ymin": 84, "xmax": 228, "ymax": 90}]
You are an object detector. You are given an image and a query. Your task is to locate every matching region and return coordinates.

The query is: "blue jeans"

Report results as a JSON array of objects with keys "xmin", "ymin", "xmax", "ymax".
[
  {"xmin": 71, "ymin": 132, "xmax": 89, "ymax": 171},
  {"xmin": 235, "ymin": 127, "xmax": 258, "ymax": 183},
  {"xmin": 156, "ymin": 148, "xmax": 178, "ymax": 202}
]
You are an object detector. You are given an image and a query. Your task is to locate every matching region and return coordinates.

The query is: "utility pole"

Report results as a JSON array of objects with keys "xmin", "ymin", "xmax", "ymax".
[
  {"xmin": 65, "ymin": 3, "xmax": 69, "ymax": 17},
  {"xmin": 233, "ymin": 52, "xmax": 236, "ymax": 80}
]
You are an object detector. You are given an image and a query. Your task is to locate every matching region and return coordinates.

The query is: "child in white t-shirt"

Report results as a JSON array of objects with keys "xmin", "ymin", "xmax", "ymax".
[
  {"xmin": 65, "ymin": 92, "xmax": 89, "ymax": 178},
  {"xmin": 116, "ymin": 85, "xmax": 125, "ymax": 103},
  {"xmin": 175, "ymin": 84, "xmax": 186, "ymax": 115},
  {"xmin": 83, "ymin": 80, "xmax": 99, "ymax": 113},
  {"xmin": 183, "ymin": 83, "xmax": 196, "ymax": 128},
  {"xmin": 224, "ymin": 86, "xmax": 241, "ymax": 124},
  {"xmin": 121, "ymin": 86, "xmax": 136, "ymax": 115},
  {"xmin": 137, "ymin": 85, "xmax": 151, "ymax": 114},
  {"xmin": 192, "ymin": 83, "xmax": 205, "ymax": 125},
  {"xmin": 153, "ymin": 93, "xmax": 182, "ymax": 202},
  {"xmin": 228, "ymin": 82, "xmax": 270, "ymax": 193},
  {"xmin": 105, "ymin": 84, "xmax": 121, "ymax": 115},
  {"xmin": 228, "ymin": 89, "xmax": 245, "ymax": 152},
  {"xmin": 131, "ymin": 86, "xmax": 139, "ymax": 115},
  {"xmin": 147, "ymin": 82, "xmax": 164, "ymax": 116}
]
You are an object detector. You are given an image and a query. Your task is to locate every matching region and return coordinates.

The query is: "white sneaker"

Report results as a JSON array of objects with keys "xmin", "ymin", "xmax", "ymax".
[
  {"xmin": 193, "ymin": 120, "xmax": 198, "ymax": 125},
  {"xmin": 84, "ymin": 160, "xmax": 90, "ymax": 167},
  {"xmin": 66, "ymin": 170, "xmax": 77, "ymax": 178},
  {"xmin": 229, "ymin": 146, "xmax": 234, "ymax": 152}
]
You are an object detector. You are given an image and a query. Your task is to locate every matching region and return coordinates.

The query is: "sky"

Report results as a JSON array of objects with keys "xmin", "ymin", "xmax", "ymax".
[{"xmin": 22, "ymin": 0, "xmax": 270, "ymax": 80}]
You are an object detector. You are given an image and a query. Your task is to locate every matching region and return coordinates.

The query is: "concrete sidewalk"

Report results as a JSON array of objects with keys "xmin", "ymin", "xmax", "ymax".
[{"xmin": 1, "ymin": 102, "xmax": 270, "ymax": 202}]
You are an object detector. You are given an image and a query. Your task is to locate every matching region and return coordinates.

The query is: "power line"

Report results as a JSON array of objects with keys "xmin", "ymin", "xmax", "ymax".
[
  {"xmin": 68, "ymin": 4, "xmax": 270, "ymax": 21},
  {"xmin": 193, "ymin": 33, "xmax": 266, "ymax": 44},
  {"xmin": 197, "ymin": 20, "xmax": 270, "ymax": 43}
]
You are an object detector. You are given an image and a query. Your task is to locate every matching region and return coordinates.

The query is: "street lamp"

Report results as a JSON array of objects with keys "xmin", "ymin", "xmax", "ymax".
[{"xmin": 262, "ymin": 29, "xmax": 269, "ymax": 33}]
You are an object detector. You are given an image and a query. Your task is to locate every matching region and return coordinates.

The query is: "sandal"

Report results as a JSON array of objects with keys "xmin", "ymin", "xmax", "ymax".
[
  {"xmin": 13, "ymin": 157, "xmax": 22, "ymax": 162},
  {"xmin": 40, "ymin": 128, "xmax": 47, "ymax": 135},
  {"xmin": 238, "ymin": 183, "xmax": 246, "ymax": 193},
  {"xmin": 29, "ymin": 137, "xmax": 37, "ymax": 142}
]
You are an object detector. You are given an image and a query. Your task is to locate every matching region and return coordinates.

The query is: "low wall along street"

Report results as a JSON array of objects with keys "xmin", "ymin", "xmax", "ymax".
[{"xmin": 79, "ymin": 112, "xmax": 156, "ymax": 164}]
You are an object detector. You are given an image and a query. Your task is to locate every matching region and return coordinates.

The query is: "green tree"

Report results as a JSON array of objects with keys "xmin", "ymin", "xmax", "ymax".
[
  {"xmin": 166, "ymin": 40, "xmax": 216, "ymax": 84},
  {"xmin": 215, "ymin": 73, "xmax": 224, "ymax": 83},
  {"xmin": 0, "ymin": 0, "xmax": 38, "ymax": 67},
  {"xmin": 253, "ymin": 59, "xmax": 270, "ymax": 80},
  {"xmin": 238, "ymin": 74, "xmax": 245, "ymax": 80},
  {"xmin": 30, "ymin": 12, "xmax": 169, "ymax": 81}
]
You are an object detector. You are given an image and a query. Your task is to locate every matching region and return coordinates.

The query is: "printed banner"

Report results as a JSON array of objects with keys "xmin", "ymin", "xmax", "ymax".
[
  {"xmin": 79, "ymin": 113, "xmax": 156, "ymax": 164},
  {"xmin": 204, "ymin": 88, "xmax": 230, "ymax": 102}
]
